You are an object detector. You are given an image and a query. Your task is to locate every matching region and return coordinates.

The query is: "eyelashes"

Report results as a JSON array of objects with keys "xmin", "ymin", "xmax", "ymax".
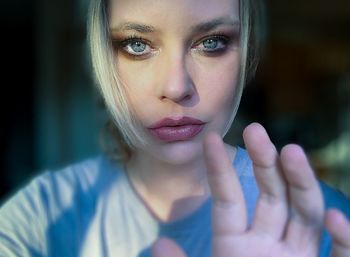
[
  {"xmin": 192, "ymin": 35, "xmax": 233, "ymax": 55},
  {"xmin": 112, "ymin": 33, "xmax": 239, "ymax": 60},
  {"xmin": 113, "ymin": 36, "xmax": 156, "ymax": 59}
]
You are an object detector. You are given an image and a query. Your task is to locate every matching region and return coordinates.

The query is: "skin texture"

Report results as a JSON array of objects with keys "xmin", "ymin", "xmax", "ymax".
[
  {"xmin": 108, "ymin": 0, "xmax": 350, "ymax": 255},
  {"xmin": 109, "ymin": 0, "xmax": 242, "ymax": 221},
  {"xmin": 110, "ymin": 0, "xmax": 240, "ymax": 165}
]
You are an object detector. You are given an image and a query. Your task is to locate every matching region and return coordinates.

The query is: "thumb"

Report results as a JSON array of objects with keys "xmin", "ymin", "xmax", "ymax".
[{"xmin": 152, "ymin": 238, "xmax": 187, "ymax": 257}]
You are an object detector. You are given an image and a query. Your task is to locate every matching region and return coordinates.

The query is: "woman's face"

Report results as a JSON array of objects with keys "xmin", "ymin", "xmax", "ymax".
[{"xmin": 109, "ymin": 0, "xmax": 240, "ymax": 164}]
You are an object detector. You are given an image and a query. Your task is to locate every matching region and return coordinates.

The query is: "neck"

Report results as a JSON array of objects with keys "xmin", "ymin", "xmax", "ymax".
[
  {"xmin": 125, "ymin": 143, "xmax": 236, "ymax": 222},
  {"xmin": 125, "ymin": 149, "xmax": 210, "ymax": 222}
]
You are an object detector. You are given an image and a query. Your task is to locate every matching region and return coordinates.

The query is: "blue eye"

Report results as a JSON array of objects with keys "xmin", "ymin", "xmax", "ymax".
[
  {"xmin": 127, "ymin": 41, "xmax": 147, "ymax": 54},
  {"xmin": 120, "ymin": 38, "xmax": 153, "ymax": 56},
  {"xmin": 203, "ymin": 38, "xmax": 219, "ymax": 50},
  {"xmin": 194, "ymin": 36, "xmax": 229, "ymax": 53}
]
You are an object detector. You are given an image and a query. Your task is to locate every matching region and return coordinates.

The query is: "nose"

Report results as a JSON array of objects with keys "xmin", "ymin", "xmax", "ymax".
[{"xmin": 158, "ymin": 53, "xmax": 195, "ymax": 103}]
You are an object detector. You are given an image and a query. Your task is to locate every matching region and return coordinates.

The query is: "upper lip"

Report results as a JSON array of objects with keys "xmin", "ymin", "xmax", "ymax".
[{"xmin": 148, "ymin": 116, "xmax": 205, "ymax": 129}]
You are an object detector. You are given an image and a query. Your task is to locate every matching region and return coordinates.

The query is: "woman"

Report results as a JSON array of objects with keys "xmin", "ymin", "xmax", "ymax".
[{"xmin": 0, "ymin": 0, "xmax": 349, "ymax": 256}]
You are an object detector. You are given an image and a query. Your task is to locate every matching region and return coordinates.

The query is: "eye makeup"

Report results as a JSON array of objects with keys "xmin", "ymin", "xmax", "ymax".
[
  {"xmin": 111, "ymin": 34, "xmax": 158, "ymax": 60},
  {"xmin": 191, "ymin": 29, "xmax": 240, "ymax": 56},
  {"xmin": 110, "ymin": 26, "xmax": 240, "ymax": 60}
]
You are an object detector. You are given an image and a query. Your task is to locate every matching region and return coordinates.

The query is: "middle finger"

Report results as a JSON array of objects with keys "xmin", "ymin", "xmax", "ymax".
[{"xmin": 243, "ymin": 123, "xmax": 288, "ymax": 239}]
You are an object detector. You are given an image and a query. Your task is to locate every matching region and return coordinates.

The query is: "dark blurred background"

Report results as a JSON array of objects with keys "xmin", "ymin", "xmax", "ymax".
[{"xmin": 1, "ymin": 0, "xmax": 349, "ymax": 203}]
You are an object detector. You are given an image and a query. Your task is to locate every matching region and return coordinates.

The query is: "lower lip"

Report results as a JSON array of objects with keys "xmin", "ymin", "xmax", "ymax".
[{"xmin": 149, "ymin": 124, "xmax": 205, "ymax": 142}]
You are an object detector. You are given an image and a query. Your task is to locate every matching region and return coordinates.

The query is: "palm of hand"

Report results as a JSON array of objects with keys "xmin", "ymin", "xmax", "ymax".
[
  {"xmin": 152, "ymin": 123, "xmax": 350, "ymax": 257},
  {"xmin": 213, "ymin": 231, "xmax": 318, "ymax": 257},
  {"xmin": 208, "ymin": 123, "xmax": 323, "ymax": 257}
]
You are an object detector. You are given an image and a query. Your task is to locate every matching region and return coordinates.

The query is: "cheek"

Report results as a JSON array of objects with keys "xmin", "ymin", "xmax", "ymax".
[
  {"xmin": 116, "ymin": 60, "xmax": 155, "ymax": 118},
  {"xmin": 195, "ymin": 54, "xmax": 240, "ymax": 112},
  {"xmin": 116, "ymin": 59, "xmax": 157, "ymax": 99},
  {"xmin": 116, "ymin": 52, "xmax": 240, "ymax": 123},
  {"xmin": 117, "ymin": 60, "xmax": 149, "ymax": 91}
]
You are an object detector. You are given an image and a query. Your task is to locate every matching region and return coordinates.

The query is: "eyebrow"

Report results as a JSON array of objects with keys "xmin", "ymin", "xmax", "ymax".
[
  {"xmin": 191, "ymin": 17, "xmax": 240, "ymax": 34},
  {"xmin": 111, "ymin": 22, "xmax": 157, "ymax": 34},
  {"xmin": 110, "ymin": 17, "xmax": 239, "ymax": 34}
]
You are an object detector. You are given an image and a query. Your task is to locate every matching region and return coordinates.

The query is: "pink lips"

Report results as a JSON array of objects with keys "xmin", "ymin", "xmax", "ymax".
[{"xmin": 148, "ymin": 117, "xmax": 205, "ymax": 142}]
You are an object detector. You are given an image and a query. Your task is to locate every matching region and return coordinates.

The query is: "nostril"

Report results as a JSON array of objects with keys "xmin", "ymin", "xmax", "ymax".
[
  {"xmin": 183, "ymin": 94, "xmax": 193, "ymax": 101},
  {"xmin": 160, "ymin": 92, "xmax": 193, "ymax": 103},
  {"xmin": 160, "ymin": 83, "xmax": 195, "ymax": 102}
]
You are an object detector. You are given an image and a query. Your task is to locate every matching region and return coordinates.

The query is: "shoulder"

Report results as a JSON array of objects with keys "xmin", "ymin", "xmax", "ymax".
[
  {"xmin": 36, "ymin": 155, "xmax": 113, "ymax": 200},
  {"xmin": 0, "ymin": 154, "xmax": 113, "ymax": 213},
  {"xmin": 1, "ymin": 154, "xmax": 124, "ymax": 214},
  {"xmin": 0, "ymin": 154, "xmax": 124, "ymax": 256}
]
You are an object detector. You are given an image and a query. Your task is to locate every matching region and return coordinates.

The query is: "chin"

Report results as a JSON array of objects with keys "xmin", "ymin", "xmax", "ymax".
[{"xmin": 151, "ymin": 140, "xmax": 204, "ymax": 165}]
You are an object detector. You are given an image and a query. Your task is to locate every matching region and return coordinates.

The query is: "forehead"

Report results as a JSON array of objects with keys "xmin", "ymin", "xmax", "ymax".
[{"xmin": 109, "ymin": 0, "xmax": 239, "ymax": 29}]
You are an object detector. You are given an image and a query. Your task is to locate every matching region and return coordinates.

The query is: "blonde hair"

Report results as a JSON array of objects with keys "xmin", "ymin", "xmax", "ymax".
[
  {"xmin": 223, "ymin": 0, "xmax": 265, "ymax": 135},
  {"xmin": 87, "ymin": 0, "xmax": 265, "ymax": 161}
]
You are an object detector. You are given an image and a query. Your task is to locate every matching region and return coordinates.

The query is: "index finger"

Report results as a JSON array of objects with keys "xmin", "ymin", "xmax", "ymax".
[{"xmin": 204, "ymin": 132, "xmax": 247, "ymax": 236}]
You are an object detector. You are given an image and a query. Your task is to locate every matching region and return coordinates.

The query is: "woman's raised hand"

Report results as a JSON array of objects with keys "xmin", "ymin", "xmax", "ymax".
[{"xmin": 152, "ymin": 123, "xmax": 350, "ymax": 257}]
